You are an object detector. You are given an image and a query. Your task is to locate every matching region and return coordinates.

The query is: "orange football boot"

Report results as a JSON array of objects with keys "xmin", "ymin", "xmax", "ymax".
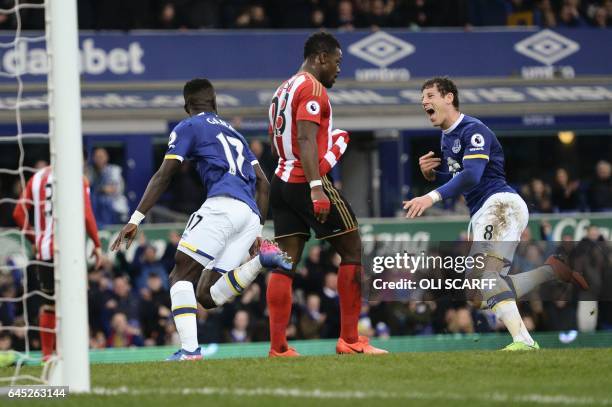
[
  {"xmin": 269, "ymin": 347, "xmax": 301, "ymax": 357},
  {"xmin": 545, "ymin": 255, "xmax": 589, "ymax": 290},
  {"xmin": 336, "ymin": 336, "xmax": 388, "ymax": 355}
]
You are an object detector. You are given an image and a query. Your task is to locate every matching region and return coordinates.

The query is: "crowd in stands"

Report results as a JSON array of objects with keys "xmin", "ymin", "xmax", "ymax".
[
  {"xmin": 519, "ymin": 160, "xmax": 612, "ymax": 213},
  {"xmin": 0, "ymin": 0, "xmax": 609, "ymax": 30},
  {"xmin": 0, "ymin": 219, "xmax": 610, "ymax": 352}
]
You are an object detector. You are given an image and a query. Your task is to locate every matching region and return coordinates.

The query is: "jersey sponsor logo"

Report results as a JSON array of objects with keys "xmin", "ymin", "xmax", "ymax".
[
  {"xmin": 452, "ymin": 138, "xmax": 461, "ymax": 154},
  {"xmin": 168, "ymin": 131, "xmax": 177, "ymax": 148},
  {"xmin": 306, "ymin": 100, "xmax": 320, "ymax": 115},
  {"xmin": 470, "ymin": 133, "xmax": 485, "ymax": 148}
]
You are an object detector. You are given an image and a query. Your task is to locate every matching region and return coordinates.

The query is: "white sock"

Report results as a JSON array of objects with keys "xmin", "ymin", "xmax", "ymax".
[
  {"xmin": 508, "ymin": 265, "xmax": 555, "ymax": 298},
  {"xmin": 210, "ymin": 256, "xmax": 263, "ymax": 306},
  {"xmin": 170, "ymin": 281, "xmax": 199, "ymax": 352},
  {"xmin": 493, "ymin": 300, "xmax": 535, "ymax": 346}
]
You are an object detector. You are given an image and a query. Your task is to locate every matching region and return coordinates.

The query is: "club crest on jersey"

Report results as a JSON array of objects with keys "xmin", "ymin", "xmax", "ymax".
[
  {"xmin": 306, "ymin": 100, "xmax": 320, "ymax": 115},
  {"xmin": 451, "ymin": 138, "xmax": 461, "ymax": 154},
  {"xmin": 471, "ymin": 133, "xmax": 485, "ymax": 148}
]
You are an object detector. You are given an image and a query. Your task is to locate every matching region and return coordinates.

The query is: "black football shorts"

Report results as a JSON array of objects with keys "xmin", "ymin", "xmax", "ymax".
[{"xmin": 270, "ymin": 174, "xmax": 358, "ymax": 240}]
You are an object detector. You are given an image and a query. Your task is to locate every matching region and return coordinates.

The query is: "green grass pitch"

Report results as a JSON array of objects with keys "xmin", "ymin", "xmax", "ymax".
[{"xmin": 2, "ymin": 348, "xmax": 611, "ymax": 406}]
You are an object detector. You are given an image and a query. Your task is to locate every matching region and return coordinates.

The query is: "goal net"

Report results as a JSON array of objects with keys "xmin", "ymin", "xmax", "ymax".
[{"xmin": 0, "ymin": 0, "xmax": 90, "ymax": 392}]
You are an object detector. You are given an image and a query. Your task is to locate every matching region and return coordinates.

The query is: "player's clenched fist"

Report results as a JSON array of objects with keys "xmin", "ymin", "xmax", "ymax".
[
  {"xmin": 311, "ymin": 186, "xmax": 330, "ymax": 223},
  {"xmin": 419, "ymin": 151, "xmax": 441, "ymax": 181},
  {"xmin": 111, "ymin": 223, "xmax": 138, "ymax": 251}
]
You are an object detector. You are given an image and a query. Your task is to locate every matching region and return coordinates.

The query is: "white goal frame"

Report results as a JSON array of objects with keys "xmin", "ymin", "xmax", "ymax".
[{"xmin": 45, "ymin": 0, "xmax": 90, "ymax": 392}]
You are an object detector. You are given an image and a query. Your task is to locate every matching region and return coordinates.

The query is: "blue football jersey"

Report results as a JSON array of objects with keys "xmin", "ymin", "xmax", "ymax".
[
  {"xmin": 165, "ymin": 112, "xmax": 260, "ymax": 217},
  {"xmin": 439, "ymin": 114, "xmax": 515, "ymax": 215}
]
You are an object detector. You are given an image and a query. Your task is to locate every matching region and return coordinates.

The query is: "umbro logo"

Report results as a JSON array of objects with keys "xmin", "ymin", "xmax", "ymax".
[
  {"xmin": 348, "ymin": 31, "xmax": 415, "ymax": 68},
  {"xmin": 514, "ymin": 29, "xmax": 580, "ymax": 66}
]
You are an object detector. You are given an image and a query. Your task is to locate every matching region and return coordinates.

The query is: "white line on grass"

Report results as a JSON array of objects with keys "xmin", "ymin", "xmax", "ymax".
[{"xmin": 91, "ymin": 386, "xmax": 612, "ymax": 405}]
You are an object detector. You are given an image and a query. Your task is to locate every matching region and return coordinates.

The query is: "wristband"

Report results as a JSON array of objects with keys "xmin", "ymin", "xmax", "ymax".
[
  {"xmin": 426, "ymin": 190, "xmax": 442, "ymax": 204},
  {"xmin": 128, "ymin": 210, "xmax": 145, "ymax": 226},
  {"xmin": 309, "ymin": 180, "xmax": 322, "ymax": 188}
]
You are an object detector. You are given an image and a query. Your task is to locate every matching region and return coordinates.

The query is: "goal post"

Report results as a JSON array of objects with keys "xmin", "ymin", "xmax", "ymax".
[{"xmin": 45, "ymin": 0, "xmax": 90, "ymax": 392}]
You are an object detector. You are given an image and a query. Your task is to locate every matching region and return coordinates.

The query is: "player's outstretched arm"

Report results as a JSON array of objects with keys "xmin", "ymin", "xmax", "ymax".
[
  {"xmin": 404, "ymin": 158, "xmax": 487, "ymax": 218},
  {"xmin": 297, "ymin": 120, "xmax": 330, "ymax": 223},
  {"xmin": 111, "ymin": 159, "xmax": 181, "ymax": 251}
]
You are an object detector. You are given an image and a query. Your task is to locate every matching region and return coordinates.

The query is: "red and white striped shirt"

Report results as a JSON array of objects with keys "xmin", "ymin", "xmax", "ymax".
[
  {"xmin": 269, "ymin": 72, "xmax": 347, "ymax": 183},
  {"xmin": 13, "ymin": 166, "xmax": 101, "ymax": 261}
]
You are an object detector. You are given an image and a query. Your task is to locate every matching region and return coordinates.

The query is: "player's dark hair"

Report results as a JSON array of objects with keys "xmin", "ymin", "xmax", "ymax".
[
  {"xmin": 183, "ymin": 78, "xmax": 216, "ymax": 113},
  {"xmin": 304, "ymin": 31, "xmax": 341, "ymax": 60},
  {"xmin": 421, "ymin": 77, "xmax": 460, "ymax": 109}
]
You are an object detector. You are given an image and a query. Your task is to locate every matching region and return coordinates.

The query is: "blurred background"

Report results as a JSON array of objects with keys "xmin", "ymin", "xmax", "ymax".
[{"xmin": 0, "ymin": 0, "xmax": 610, "ymax": 352}]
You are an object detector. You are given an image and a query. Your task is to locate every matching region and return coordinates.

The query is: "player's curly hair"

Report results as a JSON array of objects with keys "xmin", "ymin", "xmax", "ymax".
[
  {"xmin": 304, "ymin": 31, "xmax": 341, "ymax": 59},
  {"xmin": 421, "ymin": 77, "xmax": 460, "ymax": 109}
]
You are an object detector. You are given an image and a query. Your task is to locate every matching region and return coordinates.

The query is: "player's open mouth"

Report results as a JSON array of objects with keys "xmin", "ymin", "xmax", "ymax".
[{"xmin": 425, "ymin": 107, "xmax": 435, "ymax": 120}]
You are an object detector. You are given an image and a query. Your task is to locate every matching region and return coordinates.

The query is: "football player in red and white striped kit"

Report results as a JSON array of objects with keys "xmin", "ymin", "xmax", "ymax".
[
  {"xmin": 13, "ymin": 154, "xmax": 102, "ymax": 361},
  {"xmin": 267, "ymin": 32, "xmax": 387, "ymax": 356}
]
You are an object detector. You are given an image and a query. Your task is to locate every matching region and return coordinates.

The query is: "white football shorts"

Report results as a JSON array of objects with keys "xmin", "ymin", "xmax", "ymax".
[
  {"xmin": 468, "ymin": 192, "xmax": 529, "ymax": 268},
  {"xmin": 177, "ymin": 196, "xmax": 260, "ymax": 272}
]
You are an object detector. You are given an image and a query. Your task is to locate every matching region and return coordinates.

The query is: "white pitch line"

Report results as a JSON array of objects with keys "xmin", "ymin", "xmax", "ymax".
[{"xmin": 90, "ymin": 386, "xmax": 612, "ymax": 405}]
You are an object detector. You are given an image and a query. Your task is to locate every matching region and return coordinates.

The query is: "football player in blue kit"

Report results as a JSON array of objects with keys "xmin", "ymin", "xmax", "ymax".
[
  {"xmin": 112, "ymin": 78, "xmax": 292, "ymax": 360},
  {"xmin": 404, "ymin": 77, "xmax": 588, "ymax": 350}
]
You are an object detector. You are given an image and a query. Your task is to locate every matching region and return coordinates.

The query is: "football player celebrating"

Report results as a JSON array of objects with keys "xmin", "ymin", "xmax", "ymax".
[
  {"xmin": 112, "ymin": 78, "xmax": 292, "ymax": 360},
  {"xmin": 404, "ymin": 77, "xmax": 588, "ymax": 350}
]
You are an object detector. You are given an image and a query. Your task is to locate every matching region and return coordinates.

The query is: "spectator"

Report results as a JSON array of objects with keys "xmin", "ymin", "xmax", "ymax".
[
  {"xmin": 551, "ymin": 168, "xmax": 580, "ymax": 212},
  {"xmin": 248, "ymin": 4, "xmax": 270, "ymax": 28},
  {"xmin": 557, "ymin": 0, "xmax": 588, "ymax": 27},
  {"xmin": 311, "ymin": 8, "xmax": 326, "ymax": 28},
  {"xmin": 319, "ymin": 272, "xmax": 340, "ymax": 338},
  {"xmin": 295, "ymin": 245, "xmax": 327, "ymax": 295},
  {"xmin": 90, "ymin": 330, "xmax": 107, "ymax": 349},
  {"xmin": 161, "ymin": 231, "xmax": 181, "ymax": 272},
  {"xmin": 336, "ymin": 0, "xmax": 358, "ymax": 30},
  {"xmin": 87, "ymin": 148, "xmax": 129, "ymax": 226},
  {"xmin": 299, "ymin": 294, "xmax": 326, "ymax": 339},
  {"xmin": 445, "ymin": 307, "xmax": 474, "ymax": 334},
  {"xmin": 132, "ymin": 244, "xmax": 170, "ymax": 291},
  {"xmin": 536, "ymin": 0, "xmax": 557, "ymax": 26},
  {"xmin": 588, "ymin": 160, "xmax": 612, "ymax": 211},
  {"xmin": 226, "ymin": 310, "xmax": 251, "ymax": 343},
  {"xmin": 196, "ymin": 307, "xmax": 223, "ymax": 344},
  {"xmin": 522, "ymin": 178, "xmax": 553, "ymax": 213},
  {"xmin": 365, "ymin": 0, "xmax": 391, "ymax": 28},
  {"xmin": 139, "ymin": 273, "xmax": 171, "ymax": 345},
  {"xmin": 591, "ymin": 3, "xmax": 609, "ymax": 26},
  {"xmin": 107, "ymin": 312, "xmax": 144, "ymax": 347},
  {"xmin": 105, "ymin": 276, "xmax": 141, "ymax": 326},
  {"xmin": 249, "ymin": 140, "xmax": 275, "ymax": 182}
]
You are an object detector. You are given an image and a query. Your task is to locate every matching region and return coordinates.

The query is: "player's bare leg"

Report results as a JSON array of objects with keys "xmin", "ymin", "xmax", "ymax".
[
  {"xmin": 267, "ymin": 234, "xmax": 307, "ymax": 357},
  {"xmin": 328, "ymin": 230, "xmax": 387, "ymax": 355}
]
